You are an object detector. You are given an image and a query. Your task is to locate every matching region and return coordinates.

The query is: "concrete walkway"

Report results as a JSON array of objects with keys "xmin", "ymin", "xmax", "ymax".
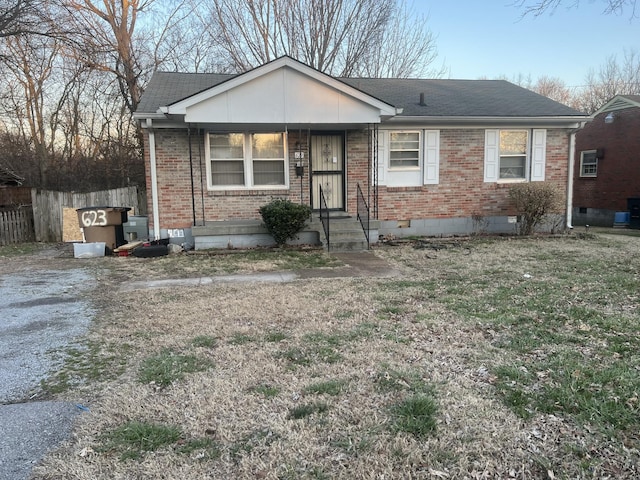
[{"xmin": 120, "ymin": 251, "xmax": 400, "ymax": 291}]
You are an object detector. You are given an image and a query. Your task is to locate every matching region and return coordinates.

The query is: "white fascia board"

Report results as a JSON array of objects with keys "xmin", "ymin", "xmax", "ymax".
[
  {"xmin": 382, "ymin": 116, "xmax": 590, "ymax": 128},
  {"xmin": 136, "ymin": 116, "xmax": 185, "ymax": 129},
  {"xmin": 133, "ymin": 112, "xmax": 167, "ymax": 123},
  {"xmin": 165, "ymin": 56, "xmax": 397, "ymax": 117}
]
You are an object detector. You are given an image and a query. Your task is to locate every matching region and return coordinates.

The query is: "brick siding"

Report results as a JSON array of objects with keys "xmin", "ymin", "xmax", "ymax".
[
  {"xmin": 574, "ymin": 107, "xmax": 640, "ymax": 212},
  {"xmin": 144, "ymin": 127, "xmax": 570, "ymax": 230}
]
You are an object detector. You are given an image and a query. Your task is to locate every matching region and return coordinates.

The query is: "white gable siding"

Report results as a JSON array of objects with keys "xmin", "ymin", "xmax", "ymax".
[{"xmin": 184, "ymin": 67, "xmax": 384, "ymax": 124}]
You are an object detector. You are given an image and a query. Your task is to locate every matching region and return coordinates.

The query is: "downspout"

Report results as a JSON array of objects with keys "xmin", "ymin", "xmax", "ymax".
[
  {"xmin": 187, "ymin": 124, "xmax": 197, "ymax": 226},
  {"xmin": 566, "ymin": 127, "xmax": 580, "ymax": 230},
  {"xmin": 367, "ymin": 124, "xmax": 371, "ymax": 210},
  {"xmin": 307, "ymin": 128, "xmax": 311, "ymax": 207},
  {"xmin": 198, "ymin": 129, "xmax": 205, "ymax": 225},
  {"xmin": 146, "ymin": 118, "xmax": 161, "ymax": 240}
]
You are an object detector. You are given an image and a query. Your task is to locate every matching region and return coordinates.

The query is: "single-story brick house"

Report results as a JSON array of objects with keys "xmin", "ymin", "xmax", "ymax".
[
  {"xmin": 134, "ymin": 56, "xmax": 589, "ymax": 250},
  {"xmin": 572, "ymin": 95, "xmax": 640, "ymax": 228}
]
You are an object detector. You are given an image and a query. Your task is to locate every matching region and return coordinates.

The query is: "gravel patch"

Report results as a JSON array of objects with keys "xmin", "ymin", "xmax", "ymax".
[
  {"xmin": 0, "ymin": 269, "xmax": 95, "ymax": 403},
  {"xmin": 0, "ymin": 253, "xmax": 97, "ymax": 480},
  {"xmin": 0, "ymin": 402, "xmax": 81, "ymax": 480}
]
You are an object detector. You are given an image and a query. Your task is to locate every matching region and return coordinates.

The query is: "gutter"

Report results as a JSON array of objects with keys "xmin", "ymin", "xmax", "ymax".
[
  {"xmin": 383, "ymin": 115, "xmax": 590, "ymax": 127},
  {"xmin": 134, "ymin": 112, "xmax": 166, "ymax": 121}
]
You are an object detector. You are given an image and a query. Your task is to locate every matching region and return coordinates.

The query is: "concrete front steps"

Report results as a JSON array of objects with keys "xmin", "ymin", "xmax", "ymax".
[
  {"xmin": 191, "ymin": 214, "xmax": 377, "ymax": 252},
  {"xmin": 309, "ymin": 214, "xmax": 378, "ymax": 252}
]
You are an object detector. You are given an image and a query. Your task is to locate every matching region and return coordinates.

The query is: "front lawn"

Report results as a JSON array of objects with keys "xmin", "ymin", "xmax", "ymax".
[{"xmin": 33, "ymin": 233, "xmax": 640, "ymax": 479}]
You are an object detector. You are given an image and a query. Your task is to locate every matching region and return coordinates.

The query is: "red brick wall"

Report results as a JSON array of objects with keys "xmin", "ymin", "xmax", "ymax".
[
  {"xmin": 346, "ymin": 130, "xmax": 370, "ymax": 214},
  {"xmin": 144, "ymin": 127, "xmax": 570, "ymax": 230},
  {"xmin": 373, "ymin": 129, "xmax": 569, "ymax": 221},
  {"xmin": 574, "ymin": 107, "xmax": 640, "ymax": 211},
  {"xmin": 144, "ymin": 129, "xmax": 309, "ymax": 230}
]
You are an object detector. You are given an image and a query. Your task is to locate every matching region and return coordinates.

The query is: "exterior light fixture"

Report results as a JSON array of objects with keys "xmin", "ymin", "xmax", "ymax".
[{"xmin": 604, "ymin": 112, "xmax": 615, "ymax": 124}]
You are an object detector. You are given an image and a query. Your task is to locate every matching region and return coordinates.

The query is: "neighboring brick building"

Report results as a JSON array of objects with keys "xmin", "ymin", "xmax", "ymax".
[
  {"xmin": 134, "ymin": 56, "xmax": 589, "ymax": 250},
  {"xmin": 572, "ymin": 95, "xmax": 640, "ymax": 228}
]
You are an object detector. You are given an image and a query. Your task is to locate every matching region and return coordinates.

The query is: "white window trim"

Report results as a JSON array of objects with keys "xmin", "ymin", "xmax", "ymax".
[
  {"xmin": 579, "ymin": 150, "xmax": 598, "ymax": 178},
  {"xmin": 376, "ymin": 129, "xmax": 440, "ymax": 187},
  {"xmin": 484, "ymin": 128, "xmax": 546, "ymax": 183},
  {"xmin": 205, "ymin": 132, "xmax": 289, "ymax": 190},
  {"xmin": 388, "ymin": 130, "xmax": 421, "ymax": 171}
]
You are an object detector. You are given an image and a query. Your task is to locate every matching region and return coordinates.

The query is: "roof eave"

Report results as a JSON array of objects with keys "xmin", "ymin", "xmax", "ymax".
[
  {"xmin": 164, "ymin": 57, "xmax": 397, "ymax": 116},
  {"xmin": 133, "ymin": 112, "xmax": 167, "ymax": 122},
  {"xmin": 383, "ymin": 115, "xmax": 591, "ymax": 127}
]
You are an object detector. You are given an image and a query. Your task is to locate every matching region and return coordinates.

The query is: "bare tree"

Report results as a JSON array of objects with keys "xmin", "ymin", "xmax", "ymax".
[
  {"xmin": 514, "ymin": 0, "xmax": 637, "ymax": 17},
  {"xmin": 353, "ymin": 1, "xmax": 444, "ymax": 78},
  {"xmin": 0, "ymin": 0, "xmax": 193, "ymax": 190},
  {"xmin": 0, "ymin": 0, "xmax": 48, "ymax": 38},
  {"xmin": 570, "ymin": 50, "xmax": 640, "ymax": 112},
  {"xmin": 0, "ymin": 33, "xmax": 62, "ymax": 185},
  {"xmin": 201, "ymin": 0, "xmax": 442, "ymax": 78},
  {"xmin": 532, "ymin": 76, "xmax": 573, "ymax": 105},
  {"xmin": 151, "ymin": 0, "xmax": 224, "ymax": 73},
  {"xmin": 63, "ymin": 0, "xmax": 154, "ymax": 115}
]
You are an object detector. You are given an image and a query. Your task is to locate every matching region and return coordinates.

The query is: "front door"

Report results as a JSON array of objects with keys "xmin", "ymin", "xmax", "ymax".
[{"xmin": 310, "ymin": 134, "xmax": 345, "ymax": 210}]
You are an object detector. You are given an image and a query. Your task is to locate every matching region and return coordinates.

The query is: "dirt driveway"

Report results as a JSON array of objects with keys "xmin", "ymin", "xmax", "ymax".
[{"xmin": 0, "ymin": 245, "xmax": 97, "ymax": 480}]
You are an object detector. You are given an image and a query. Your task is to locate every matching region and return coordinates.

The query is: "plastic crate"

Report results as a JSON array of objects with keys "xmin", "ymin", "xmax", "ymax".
[{"xmin": 73, "ymin": 242, "xmax": 106, "ymax": 258}]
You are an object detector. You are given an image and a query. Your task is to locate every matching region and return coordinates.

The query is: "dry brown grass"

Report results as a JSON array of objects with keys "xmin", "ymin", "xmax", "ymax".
[{"xmin": 27, "ymin": 233, "xmax": 640, "ymax": 479}]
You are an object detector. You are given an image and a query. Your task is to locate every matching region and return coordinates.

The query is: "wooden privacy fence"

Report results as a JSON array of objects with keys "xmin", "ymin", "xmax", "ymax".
[
  {"xmin": 32, "ymin": 186, "xmax": 146, "ymax": 242},
  {"xmin": 0, "ymin": 207, "xmax": 35, "ymax": 245}
]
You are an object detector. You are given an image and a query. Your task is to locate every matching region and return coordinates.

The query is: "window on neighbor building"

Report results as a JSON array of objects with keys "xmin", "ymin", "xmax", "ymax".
[
  {"xmin": 484, "ymin": 129, "xmax": 546, "ymax": 183},
  {"xmin": 580, "ymin": 150, "xmax": 598, "ymax": 177},
  {"xmin": 207, "ymin": 132, "xmax": 287, "ymax": 189}
]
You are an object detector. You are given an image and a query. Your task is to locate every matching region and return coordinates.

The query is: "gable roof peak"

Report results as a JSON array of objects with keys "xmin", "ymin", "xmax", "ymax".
[{"xmin": 595, "ymin": 94, "xmax": 640, "ymax": 115}]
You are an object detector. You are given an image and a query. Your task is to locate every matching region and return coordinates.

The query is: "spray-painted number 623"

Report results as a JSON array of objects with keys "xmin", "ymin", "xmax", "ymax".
[{"xmin": 81, "ymin": 210, "xmax": 107, "ymax": 227}]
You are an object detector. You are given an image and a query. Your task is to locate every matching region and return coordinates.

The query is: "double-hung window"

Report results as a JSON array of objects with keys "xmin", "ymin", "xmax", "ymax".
[
  {"xmin": 377, "ymin": 130, "xmax": 440, "ymax": 187},
  {"xmin": 499, "ymin": 130, "xmax": 528, "ymax": 179},
  {"xmin": 389, "ymin": 132, "xmax": 420, "ymax": 169},
  {"xmin": 252, "ymin": 133, "xmax": 285, "ymax": 185},
  {"xmin": 484, "ymin": 129, "xmax": 546, "ymax": 182},
  {"xmin": 210, "ymin": 133, "xmax": 245, "ymax": 186},
  {"xmin": 579, "ymin": 150, "xmax": 598, "ymax": 177},
  {"xmin": 207, "ymin": 132, "xmax": 287, "ymax": 189}
]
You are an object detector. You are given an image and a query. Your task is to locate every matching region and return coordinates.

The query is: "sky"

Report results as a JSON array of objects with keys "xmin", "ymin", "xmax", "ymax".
[{"xmin": 420, "ymin": 1, "xmax": 639, "ymax": 86}]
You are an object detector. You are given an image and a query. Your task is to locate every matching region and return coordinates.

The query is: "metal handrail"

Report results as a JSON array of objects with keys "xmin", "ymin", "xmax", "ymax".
[
  {"xmin": 319, "ymin": 185, "xmax": 330, "ymax": 251},
  {"xmin": 356, "ymin": 182, "xmax": 370, "ymax": 249}
]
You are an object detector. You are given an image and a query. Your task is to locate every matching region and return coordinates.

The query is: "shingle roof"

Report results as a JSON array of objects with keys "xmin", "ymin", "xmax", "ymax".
[
  {"xmin": 339, "ymin": 78, "xmax": 583, "ymax": 117},
  {"xmin": 137, "ymin": 70, "xmax": 585, "ymax": 118},
  {"xmin": 620, "ymin": 94, "xmax": 640, "ymax": 103},
  {"xmin": 0, "ymin": 166, "xmax": 24, "ymax": 186},
  {"xmin": 137, "ymin": 72, "xmax": 237, "ymax": 114}
]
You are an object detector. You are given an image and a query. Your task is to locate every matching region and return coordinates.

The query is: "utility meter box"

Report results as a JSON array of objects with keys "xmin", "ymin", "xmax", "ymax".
[{"xmin": 123, "ymin": 215, "xmax": 149, "ymax": 241}]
